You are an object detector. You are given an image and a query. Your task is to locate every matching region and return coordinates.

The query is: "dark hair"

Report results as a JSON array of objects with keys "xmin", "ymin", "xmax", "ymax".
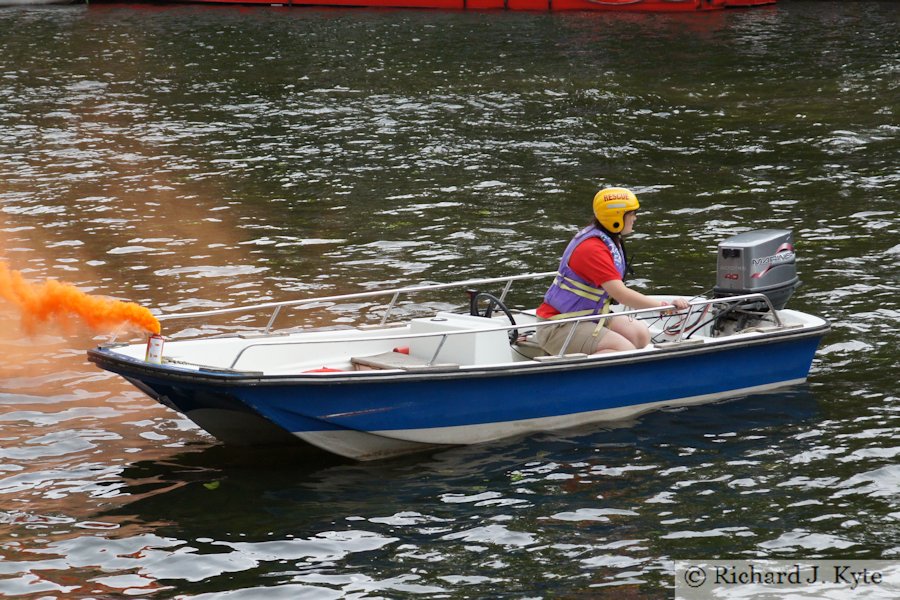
[
  {"xmin": 588, "ymin": 217, "xmax": 620, "ymax": 242},
  {"xmin": 588, "ymin": 217, "xmax": 631, "ymax": 277}
]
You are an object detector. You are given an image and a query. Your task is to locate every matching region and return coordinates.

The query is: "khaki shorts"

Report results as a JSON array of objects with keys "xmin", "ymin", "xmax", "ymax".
[{"xmin": 534, "ymin": 319, "xmax": 609, "ymax": 355}]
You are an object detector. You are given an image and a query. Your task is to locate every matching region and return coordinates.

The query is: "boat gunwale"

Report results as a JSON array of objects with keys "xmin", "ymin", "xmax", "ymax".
[
  {"xmin": 133, "ymin": 291, "xmax": 809, "ymax": 372},
  {"xmin": 87, "ymin": 319, "xmax": 830, "ymax": 387}
]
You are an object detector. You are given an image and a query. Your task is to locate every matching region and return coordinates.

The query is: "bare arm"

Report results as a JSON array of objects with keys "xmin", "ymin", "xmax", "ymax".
[{"xmin": 601, "ymin": 280, "xmax": 689, "ymax": 310}]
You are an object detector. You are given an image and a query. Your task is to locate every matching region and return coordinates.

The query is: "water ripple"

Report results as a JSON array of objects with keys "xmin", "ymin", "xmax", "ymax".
[{"xmin": 1, "ymin": 3, "xmax": 898, "ymax": 598}]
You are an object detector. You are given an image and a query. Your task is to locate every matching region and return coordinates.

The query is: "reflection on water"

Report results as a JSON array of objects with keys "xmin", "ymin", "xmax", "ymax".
[
  {"xmin": 6, "ymin": 390, "xmax": 898, "ymax": 597},
  {"xmin": 1, "ymin": 2, "xmax": 898, "ymax": 597}
]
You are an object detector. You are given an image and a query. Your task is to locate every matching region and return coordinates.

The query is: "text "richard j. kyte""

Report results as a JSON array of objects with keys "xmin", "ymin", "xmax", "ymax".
[{"xmin": 714, "ymin": 564, "xmax": 884, "ymax": 589}]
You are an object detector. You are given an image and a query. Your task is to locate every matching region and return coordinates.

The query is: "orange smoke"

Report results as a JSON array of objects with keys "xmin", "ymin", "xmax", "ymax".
[{"xmin": 0, "ymin": 260, "xmax": 160, "ymax": 335}]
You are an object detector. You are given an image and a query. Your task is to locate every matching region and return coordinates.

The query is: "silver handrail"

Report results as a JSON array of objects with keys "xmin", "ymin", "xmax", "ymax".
[
  {"xmin": 157, "ymin": 271, "xmax": 558, "ymax": 331},
  {"xmin": 428, "ymin": 335, "xmax": 449, "ymax": 367},
  {"xmin": 264, "ymin": 306, "xmax": 282, "ymax": 334},
  {"xmin": 379, "ymin": 291, "xmax": 401, "ymax": 327},
  {"xmin": 224, "ymin": 293, "xmax": 781, "ymax": 370},
  {"xmin": 675, "ymin": 304, "xmax": 696, "ymax": 344}
]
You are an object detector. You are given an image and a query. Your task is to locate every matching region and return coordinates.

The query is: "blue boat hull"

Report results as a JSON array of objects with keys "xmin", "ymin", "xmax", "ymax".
[{"xmin": 89, "ymin": 327, "xmax": 826, "ymax": 460}]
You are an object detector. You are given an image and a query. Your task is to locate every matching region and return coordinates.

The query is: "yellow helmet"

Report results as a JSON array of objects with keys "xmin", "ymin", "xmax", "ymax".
[{"xmin": 593, "ymin": 187, "xmax": 640, "ymax": 233}]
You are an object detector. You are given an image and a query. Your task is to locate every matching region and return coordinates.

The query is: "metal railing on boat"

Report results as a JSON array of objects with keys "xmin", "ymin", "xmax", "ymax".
[
  {"xmin": 219, "ymin": 292, "xmax": 782, "ymax": 371},
  {"xmin": 154, "ymin": 271, "xmax": 559, "ymax": 333}
]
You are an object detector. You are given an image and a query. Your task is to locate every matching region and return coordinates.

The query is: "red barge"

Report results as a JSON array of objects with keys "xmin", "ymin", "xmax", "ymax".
[{"xmin": 154, "ymin": 0, "xmax": 776, "ymax": 12}]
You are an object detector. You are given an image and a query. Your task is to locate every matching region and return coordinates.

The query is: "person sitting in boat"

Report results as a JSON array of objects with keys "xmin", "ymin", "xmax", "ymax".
[{"xmin": 535, "ymin": 187, "xmax": 689, "ymax": 355}]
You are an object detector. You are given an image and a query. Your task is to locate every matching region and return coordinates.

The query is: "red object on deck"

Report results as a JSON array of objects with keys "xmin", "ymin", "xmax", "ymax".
[
  {"xmin": 392, "ymin": 346, "xmax": 410, "ymax": 355},
  {"xmin": 303, "ymin": 366, "xmax": 344, "ymax": 373}
]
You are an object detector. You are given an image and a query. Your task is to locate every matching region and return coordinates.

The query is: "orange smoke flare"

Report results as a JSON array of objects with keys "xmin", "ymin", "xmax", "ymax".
[{"xmin": 0, "ymin": 261, "xmax": 160, "ymax": 335}]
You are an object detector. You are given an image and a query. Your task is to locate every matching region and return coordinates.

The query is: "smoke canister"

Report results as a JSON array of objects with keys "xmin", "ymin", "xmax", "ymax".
[{"xmin": 145, "ymin": 334, "xmax": 165, "ymax": 363}]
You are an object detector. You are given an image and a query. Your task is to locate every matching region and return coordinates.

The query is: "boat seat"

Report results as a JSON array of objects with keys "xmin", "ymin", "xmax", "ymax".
[
  {"xmin": 512, "ymin": 333, "xmax": 549, "ymax": 359},
  {"xmin": 350, "ymin": 351, "xmax": 459, "ymax": 372},
  {"xmin": 516, "ymin": 337, "xmax": 542, "ymax": 349}
]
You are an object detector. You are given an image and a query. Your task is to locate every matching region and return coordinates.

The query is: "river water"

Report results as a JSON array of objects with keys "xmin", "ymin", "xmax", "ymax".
[{"xmin": 0, "ymin": 2, "xmax": 897, "ymax": 598}]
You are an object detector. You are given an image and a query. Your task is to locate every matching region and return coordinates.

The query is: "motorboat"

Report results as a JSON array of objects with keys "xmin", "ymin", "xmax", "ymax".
[{"xmin": 88, "ymin": 230, "xmax": 828, "ymax": 461}]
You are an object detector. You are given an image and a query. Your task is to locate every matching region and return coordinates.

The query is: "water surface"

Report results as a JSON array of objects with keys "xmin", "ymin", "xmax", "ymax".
[{"xmin": 0, "ymin": 2, "xmax": 898, "ymax": 598}]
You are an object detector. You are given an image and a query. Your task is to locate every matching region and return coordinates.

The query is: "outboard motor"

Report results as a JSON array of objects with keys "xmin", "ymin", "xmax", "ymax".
[
  {"xmin": 714, "ymin": 229, "xmax": 799, "ymax": 309},
  {"xmin": 712, "ymin": 229, "xmax": 800, "ymax": 335}
]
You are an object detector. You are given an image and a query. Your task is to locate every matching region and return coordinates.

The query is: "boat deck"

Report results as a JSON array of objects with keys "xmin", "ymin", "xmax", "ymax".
[{"xmin": 103, "ymin": 298, "xmax": 821, "ymax": 378}]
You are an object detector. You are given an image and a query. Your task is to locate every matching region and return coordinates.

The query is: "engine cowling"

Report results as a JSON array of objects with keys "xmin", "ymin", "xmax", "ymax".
[{"xmin": 713, "ymin": 229, "xmax": 799, "ymax": 310}]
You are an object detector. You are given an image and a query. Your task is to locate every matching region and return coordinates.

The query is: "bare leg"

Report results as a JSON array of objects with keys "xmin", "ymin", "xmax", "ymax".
[
  {"xmin": 608, "ymin": 315, "xmax": 651, "ymax": 349},
  {"xmin": 592, "ymin": 328, "xmax": 637, "ymax": 354}
]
